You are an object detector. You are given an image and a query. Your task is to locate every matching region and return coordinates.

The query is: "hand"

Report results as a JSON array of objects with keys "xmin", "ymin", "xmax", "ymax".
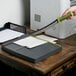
[{"xmin": 63, "ymin": 6, "xmax": 76, "ymax": 19}]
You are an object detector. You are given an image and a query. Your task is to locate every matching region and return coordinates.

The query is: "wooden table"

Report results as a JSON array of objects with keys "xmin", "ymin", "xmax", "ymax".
[{"xmin": 0, "ymin": 34, "xmax": 76, "ymax": 76}]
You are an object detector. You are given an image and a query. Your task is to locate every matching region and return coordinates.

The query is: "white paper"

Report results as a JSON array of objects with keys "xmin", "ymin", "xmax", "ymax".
[
  {"xmin": 14, "ymin": 36, "xmax": 47, "ymax": 48},
  {"xmin": 0, "ymin": 25, "xmax": 4, "ymax": 28},
  {"xmin": 0, "ymin": 29, "xmax": 24, "ymax": 43},
  {"xmin": 36, "ymin": 35, "xmax": 58, "ymax": 44}
]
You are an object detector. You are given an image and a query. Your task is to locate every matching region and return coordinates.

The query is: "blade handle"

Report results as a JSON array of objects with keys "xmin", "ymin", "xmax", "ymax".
[{"xmin": 57, "ymin": 12, "xmax": 73, "ymax": 23}]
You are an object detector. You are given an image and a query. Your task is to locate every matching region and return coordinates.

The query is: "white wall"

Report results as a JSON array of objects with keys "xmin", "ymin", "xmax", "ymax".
[{"xmin": 0, "ymin": 0, "xmax": 24, "ymax": 27}]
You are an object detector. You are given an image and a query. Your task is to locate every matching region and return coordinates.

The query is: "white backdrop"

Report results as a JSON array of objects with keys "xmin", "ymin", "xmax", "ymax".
[{"xmin": 0, "ymin": 0, "xmax": 24, "ymax": 27}]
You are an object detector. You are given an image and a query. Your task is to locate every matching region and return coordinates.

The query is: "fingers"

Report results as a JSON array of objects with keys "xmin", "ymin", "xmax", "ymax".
[
  {"xmin": 62, "ymin": 6, "xmax": 76, "ymax": 19},
  {"xmin": 73, "ymin": 11, "xmax": 76, "ymax": 16}
]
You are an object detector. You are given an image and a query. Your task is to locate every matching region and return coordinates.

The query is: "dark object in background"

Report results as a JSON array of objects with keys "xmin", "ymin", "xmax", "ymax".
[
  {"xmin": 0, "ymin": 62, "xmax": 28, "ymax": 76},
  {"xmin": 0, "ymin": 62, "xmax": 12, "ymax": 76},
  {"xmin": 61, "ymin": 66, "xmax": 76, "ymax": 76},
  {"xmin": 4, "ymin": 22, "xmax": 26, "ymax": 33},
  {"xmin": 0, "ymin": 61, "xmax": 76, "ymax": 76}
]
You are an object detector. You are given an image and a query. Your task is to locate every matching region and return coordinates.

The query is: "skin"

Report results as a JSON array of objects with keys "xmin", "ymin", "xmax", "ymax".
[{"xmin": 63, "ymin": 6, "xmax": 76, "ymax": 19}]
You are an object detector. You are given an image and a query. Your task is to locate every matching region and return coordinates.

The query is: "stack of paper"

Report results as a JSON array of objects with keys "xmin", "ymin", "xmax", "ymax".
[
  {"xmin": 0, "ymin": 29, "xmax": 24, "ymax": 43},
  {"xmin": 14, "ymin": 35, "xmax": 58, "ymax": 48},
  {"xmin": 14, "ymin": 36, "xmax": 47, "ymax": 48},
  {"xmin": 36, "ymin": 35, "xmax": 58, "ymax": 44}
]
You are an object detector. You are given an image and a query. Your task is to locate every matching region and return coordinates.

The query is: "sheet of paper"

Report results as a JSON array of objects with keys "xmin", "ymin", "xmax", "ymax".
[
  {"xmin": 36, "ymin": 35, "xmax": 58, "ymax": 44},
  {"xmin": 14, "ymin": 36, "xmax": 47, "ymax": 48},
  {"xmin": 0, "ymin": 29, "xmax": 24, "ymax": 43},
  {"xmin": 0, "ymin": 25, "xmax": 4, "ymax": 28}
]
